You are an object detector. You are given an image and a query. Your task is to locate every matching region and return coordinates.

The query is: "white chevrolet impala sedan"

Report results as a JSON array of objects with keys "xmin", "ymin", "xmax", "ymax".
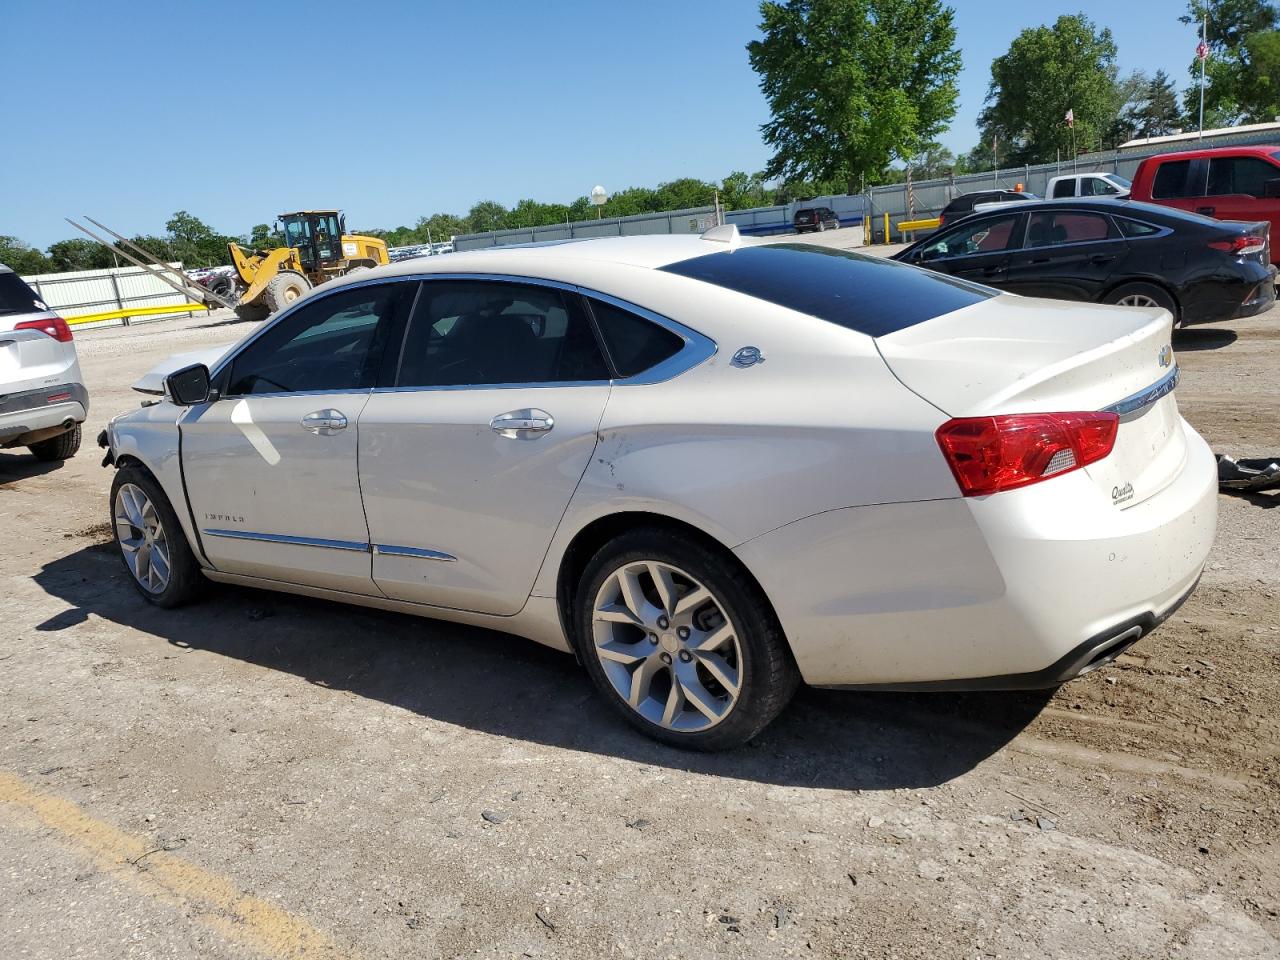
[{"xmin": 102, "ymin": 227, "xmax": 1217, "ymax": 749}]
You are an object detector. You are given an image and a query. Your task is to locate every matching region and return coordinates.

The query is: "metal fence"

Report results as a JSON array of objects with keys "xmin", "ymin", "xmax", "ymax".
[
  {"xmin": 726, "ymin": 194, "xmax": 867, "ymax": 235},
  {"xmin": 864, "ymin": 124, "xmax": 1280, "ymax": 242},
  {"xmin": 452, "ymin": 206, "xmax": 722, "ymax": 251},
  {"xmin": 20, "ymin": 263, "xmax": 200, "ymax": 328}
]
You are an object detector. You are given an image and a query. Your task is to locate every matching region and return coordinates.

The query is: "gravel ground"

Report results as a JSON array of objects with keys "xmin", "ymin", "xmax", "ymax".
[{"xmin": 0, "ymin": 269, "xmax": 1277, "ymax": 960}]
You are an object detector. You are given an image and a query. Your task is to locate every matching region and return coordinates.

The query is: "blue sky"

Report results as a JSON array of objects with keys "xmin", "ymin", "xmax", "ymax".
[{"xmin": 3, "ymin": 1, "xmax": 1201, "ymax": 248}]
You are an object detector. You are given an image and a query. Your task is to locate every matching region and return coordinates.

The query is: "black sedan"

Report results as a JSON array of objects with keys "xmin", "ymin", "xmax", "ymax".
[{"xmin": 893, "ymin": 198, "xmax": 1276, "ymax": 325}]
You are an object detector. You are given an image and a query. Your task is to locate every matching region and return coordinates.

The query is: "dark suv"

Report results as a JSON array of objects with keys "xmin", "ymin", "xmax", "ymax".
[
  {"xmin": 793, "ymin": 206, "xmax": 840, "ymax": 233},
  {"xmin": 938, "ymin": 190, "xmax": 1037, "ymax": 226}
]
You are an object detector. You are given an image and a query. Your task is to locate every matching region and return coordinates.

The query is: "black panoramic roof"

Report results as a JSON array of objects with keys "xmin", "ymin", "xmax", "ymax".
[{"xmin": 660, "ymin": 243, "xmax": 994, "ymax": 337}]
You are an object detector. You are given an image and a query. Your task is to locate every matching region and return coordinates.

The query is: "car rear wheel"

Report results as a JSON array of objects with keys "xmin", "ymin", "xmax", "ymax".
[
  {"xmin": 1104, "ymin": 282, "xmax": 1178, "ymax": 318},
  {"xmin": 575, "ymin": 529, "xmax": 799, "ymax": 750},
  {"xmin": 110, "ymin": 465, "xmax": 204, "ymax": 608},
  {"xmin": 28, "ymin": 423, "xmax": 81, "ymax": 461}
]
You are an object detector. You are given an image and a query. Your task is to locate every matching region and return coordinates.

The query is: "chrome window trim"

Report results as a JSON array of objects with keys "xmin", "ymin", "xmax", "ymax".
[
  {"xmin": 202, "ymin": 528, "xmax": 369, "ymax": 552},
  {"xmin": 211, "ymin": 272, "xmax": 716, "ymax": 395},
  {"xmin": 1103, "ymin": 365, "xmax": 1179, "ymax": 417},
  {"xmin": 372, "ymin": 543, "xmax": 457, "ymax": 562}
]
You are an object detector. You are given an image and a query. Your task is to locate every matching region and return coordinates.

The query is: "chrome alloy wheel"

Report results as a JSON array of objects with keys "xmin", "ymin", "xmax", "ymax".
[
  {"xmin": 1116, "ymin": 293, "xmax": 1160, "ymax": 308},
  {"xmin": 113, "ymin": 482, "xmax": 171, "ymax": 594},
  {"xmin": 591, "ymin": 560, "xmax": 743, "ymax": 732}
]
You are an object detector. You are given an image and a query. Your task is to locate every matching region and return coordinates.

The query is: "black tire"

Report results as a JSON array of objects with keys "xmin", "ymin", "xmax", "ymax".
[
  {"xmin": 234, "ymin": 301, "xmax": 270, "ymax": 322},
  {"xmin": 573, "ymin": 528, "xmax": 800, "ymax": 750},
  {"xmin": 28, "ymin": 423, "xmax": 81, "ymax": 461},
  {"xmin": 110, "ymin": 464, "xmax": 204, "ymax": 608},
  {"xmin": 1102, "ymin": 281, "xmax": 1178, "ymax": 319},
  {"xmin": 262, "ymin": 270, "xmax": 312, "ymax": 314},
  {"xmin": 208, "ymin": 275, "xmax": 238, "ymax": 301},
  {"xmin": 344, "ymin": 264, "xmax": 372, "ymax": 277}
]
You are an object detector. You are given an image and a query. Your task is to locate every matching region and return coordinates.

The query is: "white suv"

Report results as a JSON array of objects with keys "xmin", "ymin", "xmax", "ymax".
[{"xmin": 0, "ymin": 264, "xmax": 88, "ymax": 461}]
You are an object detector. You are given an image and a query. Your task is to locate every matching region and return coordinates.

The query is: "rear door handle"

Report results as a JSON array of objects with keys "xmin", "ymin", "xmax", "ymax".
[
  {"xmin": 1196, "ymin": 206, "xmax": 1216, "ymax": 217},
  {"xmin": 490, "ymin": 408, "xmax": 554, "ymax": 439},
  {"xmin": 300, "ymin": 409, "xmax": 347, "ymax": 435},
  {"xmin": 1090, "ymin": 254, "xmax": 1116, "ymax": 265}
]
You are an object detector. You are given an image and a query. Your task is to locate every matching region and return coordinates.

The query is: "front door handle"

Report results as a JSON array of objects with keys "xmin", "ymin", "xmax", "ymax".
[
  {"xmin": 490, "ymin": 408, "xmax": 554, "ymax": 439},
  {"xmin": 300, "ymin": 409, "xmax": 347, "ymax": 435},
  {"xmin": 1196, "ymin": 206, "xmax": 1216, "ymax": 217},
  {"xmin": 1090, "ymin": 254, "xmax": 1116, "ymax": 265}
]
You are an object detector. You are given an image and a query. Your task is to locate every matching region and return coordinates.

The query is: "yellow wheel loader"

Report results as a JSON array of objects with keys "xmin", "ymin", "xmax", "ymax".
[{"xmin": 225, "ymin": 210, "xmax": 389, "ymax": 320}]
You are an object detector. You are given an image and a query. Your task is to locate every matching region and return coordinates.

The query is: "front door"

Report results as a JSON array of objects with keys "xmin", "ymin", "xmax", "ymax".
[
  {"xmin": 913, "ymin": 210, "xmax": 1025, "ymax": 287},
  {"xmin": 358, "ymin": 278, "xmax": 613, "ymax": 616},
  {"xmin": 181, "ymin": 280, "xmax": 413, "ymax": 593},
  {"xmin": 1003, "ymin": 209, "xmax": 1128, "ymax": 301}
]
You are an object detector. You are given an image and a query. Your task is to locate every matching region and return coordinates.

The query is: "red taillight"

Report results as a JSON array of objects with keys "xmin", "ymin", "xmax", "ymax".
[
  {"xmin": 14, "ymin": 315, "xmax": 73, "ymax": 343},
  {"xmin": 936, "ymin": 412, "xmax": 1119, "ymax": 496},
  {"xmin": 1208, "ymin": 234, "xmax": 1266, "ymax": 256}
]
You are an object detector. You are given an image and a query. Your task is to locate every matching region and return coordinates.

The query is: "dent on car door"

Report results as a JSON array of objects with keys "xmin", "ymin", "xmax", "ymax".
[
  {"xmin": 357, "ymin": 278, "xmax": 613, "ymax": 616},
  {"xmin": 180, "ymin": 281, "xmax": 413, "ymax": 594},
  {"xmin": 1004, "ymin": 210, "xmax": 1126, "ymax": 301}
]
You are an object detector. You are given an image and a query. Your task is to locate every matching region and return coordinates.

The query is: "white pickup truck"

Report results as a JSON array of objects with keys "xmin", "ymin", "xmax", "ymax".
[{"xmin": 1046, "ymin": 172, "xmax": 1131, "ymax": 199}]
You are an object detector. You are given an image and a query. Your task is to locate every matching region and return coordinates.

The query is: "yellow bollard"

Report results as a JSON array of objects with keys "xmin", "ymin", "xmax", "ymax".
[{"xmin": 883, "ymin": 212, "xmax": 890, "ymax": 244}]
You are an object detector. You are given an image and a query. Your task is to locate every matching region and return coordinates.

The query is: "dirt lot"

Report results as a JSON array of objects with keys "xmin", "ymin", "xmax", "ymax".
[{"xmin": 1, "ymin": 291, "xmax": 1277, "ymax": 959}]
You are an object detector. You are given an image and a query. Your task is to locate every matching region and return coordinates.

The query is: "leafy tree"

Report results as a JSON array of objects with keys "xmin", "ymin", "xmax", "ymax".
[
  {"xmin": 748, "ymin": 0, "xmax": 962, "ymax": 193},
  {"xmin": 45, "ymin": 238, "xmax": 113, "ymax": 272},
  {"xmin": 465, "ymin": 200, "xmax": 509, "ymax": 234},
  {"xmin": 720, "ymin": 171, "xmax": 770, "ymax": 210},
  {"xmin": 1182, "ymin": 1, "xmax": 1280, "ymax": 124},
  {"xmin": 417, "ymin": 213, "xmax": 467, "ymax": 242},
  {"xmin": 129, "ymin": 235, "xmax": 175, "ymax": 263},
  {"xmin": 0, "ymin": 236, "xmax": 51, "ymax": 275},
  {"xmin": 978, "ymin": 14, "xmax": 1120, "ymax": 165}
]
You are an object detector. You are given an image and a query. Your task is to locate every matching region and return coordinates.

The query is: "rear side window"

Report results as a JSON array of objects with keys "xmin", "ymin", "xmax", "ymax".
[
  {"xmin": 659, "ymin": 244, "xmax": 995, "ymax": 338},
  {"xmin": 1152, "ymin": 160, "xmax": 1203, "ymax": 199},
  {"xmin": 588, "ymin": 299, "xmax": 685, "ymax": 377},
  {"xmin": 1027, "ymin": 211, "xmax": 1117, "ymax": 246},
  {"xmin": 397, "ymin": 281, "xmax": 609, "ymax": 387},
  {"xmin": 1051, "ymin": 179, "xmax": 1076, "ymax": 198},
  {"xmin": 1207, "ymin": 156, "xmax": 1280, "ymax": 197},
  {"xmin": 0, "ymin": 272, "xmax": 42, "ymax": 316},
  {"xmin": 1116, "ymin": 218, "xmax": 1160, "ymax": 237}
]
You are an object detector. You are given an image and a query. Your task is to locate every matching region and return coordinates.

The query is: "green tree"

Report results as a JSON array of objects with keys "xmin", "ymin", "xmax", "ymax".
[
  {"xmin": 1182, "ymin": 1, "xmax": 1280, "ymax": 124},
  {"xmin": 465, "ymin": 200, "xmax": 509, "ymax": 233},
  {"xmin": 978, "ymin": 15, "xmax": 1120, "ymax": 164},
  {"xmin": 0, "ymin": 236, "xmax": 51, "ymax": 275},
  {"xmin": 129, "ymin": 235, "xmax": 175, "ymax": 263},
  {"xmin": 1140, "ymin": 70, "xmax": 1185, "ymax": 137},
  {"xmin": 46, "ymin": 238, "xmax": 114, "ymax": 272},
  {"xmin": 417, "ymin": 213, "xmax": 467, "ymax": 242},
  {"xmin": 748, "ymin": 0, "xmax": 962, "ymax": 193}
]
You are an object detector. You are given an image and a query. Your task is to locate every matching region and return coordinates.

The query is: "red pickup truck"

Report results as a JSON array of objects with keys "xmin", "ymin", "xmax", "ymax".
[{"xmin": 1130, "ymin": 145, "xmax": 1280, "ymax": 265}]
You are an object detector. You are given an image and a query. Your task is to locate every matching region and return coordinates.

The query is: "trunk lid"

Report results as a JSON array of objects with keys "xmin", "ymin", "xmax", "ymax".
[{"xmin": 877, "ymin": 294, "xmax": 1185, "ymax": 508}]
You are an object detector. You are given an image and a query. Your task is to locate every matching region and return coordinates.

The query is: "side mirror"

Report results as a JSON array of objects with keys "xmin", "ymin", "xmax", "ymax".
[
  {"xmin": 165, "ymin": 363, "xmax": 212, "ymax": 406},
  {"xmin": 1263, "ymin": 179, "xmax": 1280, "ymax": 199}
]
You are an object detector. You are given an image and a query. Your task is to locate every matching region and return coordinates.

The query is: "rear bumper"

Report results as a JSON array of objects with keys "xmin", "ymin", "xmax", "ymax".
[
  {"xmin": 0, "ymin": 383, "xmax": 88, "ymax": 447},
  {"xmin": 735, "ymin": 418, "xmax": 1218, "ymax": 688},
  {"xmin": 1234, "ymin": 266, "xmax": 1277, "ymax": 319}
]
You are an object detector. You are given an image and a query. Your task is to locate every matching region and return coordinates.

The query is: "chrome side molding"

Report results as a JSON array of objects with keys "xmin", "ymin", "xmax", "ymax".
[{"xmin": 202, "ymin": 528, "xmax": 456, "ymax": 562}]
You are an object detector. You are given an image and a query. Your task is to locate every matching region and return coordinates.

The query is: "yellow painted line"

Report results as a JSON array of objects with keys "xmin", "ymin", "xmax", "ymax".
[
  {"xmin": 0, "ymin": 770, "xmax": 351, "ymax": 959},
  {"xmin": 66, "ymin": 303, "xmax": 211, "ymax": 325}
]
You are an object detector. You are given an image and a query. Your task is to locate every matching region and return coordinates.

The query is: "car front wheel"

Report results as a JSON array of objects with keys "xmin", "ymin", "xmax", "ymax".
[
  {"xmin": 110, "ymin": 465, "xmax": 204, "ymax": 607},
  {"xmin": 575, "ymin": 529, "xmax": 799, "ymax": 750}
]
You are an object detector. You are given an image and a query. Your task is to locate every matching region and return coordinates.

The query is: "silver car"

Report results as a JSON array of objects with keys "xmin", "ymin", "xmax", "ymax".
[{"xmin": 1, "ymin": 264, "xmax": 87, "ymax": 461}]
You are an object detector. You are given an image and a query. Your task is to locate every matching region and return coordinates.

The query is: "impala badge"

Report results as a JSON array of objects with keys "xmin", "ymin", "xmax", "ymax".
[{"xmin": 1158, "ymin": 345, "xmax": 1172, "ymax": 368}]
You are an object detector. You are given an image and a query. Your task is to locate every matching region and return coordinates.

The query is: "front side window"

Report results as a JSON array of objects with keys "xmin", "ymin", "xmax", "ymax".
[
  {"xmin": 1152, "ymin": 159, "xmax": 1204, "ymax": 199},
  {"xmin": 1086, "ymin": 177, "xmax": 1120, "ymax": 196},
  {"xmin": 397, "ymin": 281, "xmax": 609, "ymax": 387},
  {"xmin": 1026, "ymin": 211, "xmax": 1116, "ymax": 246},
  {"xmin": 225, "ymin": 283, "xmax": 409, "ymax": 395},
  {"xmin": 921, "ymin": 212, "xmax": 1022, "ymax": 258},
  {"xmin": 1207, "ymin": 156, "xmax": 1280, "ymax": 197}
]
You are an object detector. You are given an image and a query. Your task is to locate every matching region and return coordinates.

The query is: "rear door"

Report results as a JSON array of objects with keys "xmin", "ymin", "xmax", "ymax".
[
  {"xmin": 358, "ymin": 277, "xmax": 612, "ymax": 615},
  {"xmin": 909, "ymin": 209, "xmax": 1025, "ymax": 286},
  {"xmin": 1203, "ymin": 154, "xmax": 1280, "ymax": 249},
  {"xmin": 1004, "ymin": 209, "xmax": 1128, "ymax": 300}
]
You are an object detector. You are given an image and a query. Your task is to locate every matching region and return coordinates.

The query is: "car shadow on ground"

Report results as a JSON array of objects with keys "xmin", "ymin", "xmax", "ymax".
[
  {"xmin": 0, "ymin": 451, "xmax": 65, "ymax": 485},
  {"xmin": 34, "ymin": 542, "xmax": 1053, "ymax": 792},
  {"xmin": 1173, "ymin": 327, "xmax": 1239, "ymax": 351}
]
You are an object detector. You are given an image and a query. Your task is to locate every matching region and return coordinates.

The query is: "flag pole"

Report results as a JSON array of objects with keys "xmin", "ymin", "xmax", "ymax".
[{"xmin": 1198, "ymin": 13, "xmax": 1206, "ymax": 138}]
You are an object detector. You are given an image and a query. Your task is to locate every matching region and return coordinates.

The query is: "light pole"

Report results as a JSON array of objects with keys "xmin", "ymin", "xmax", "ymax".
[{"xmin": 590, "ymin": 185, "xmax": 609, "ymax": 219}]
